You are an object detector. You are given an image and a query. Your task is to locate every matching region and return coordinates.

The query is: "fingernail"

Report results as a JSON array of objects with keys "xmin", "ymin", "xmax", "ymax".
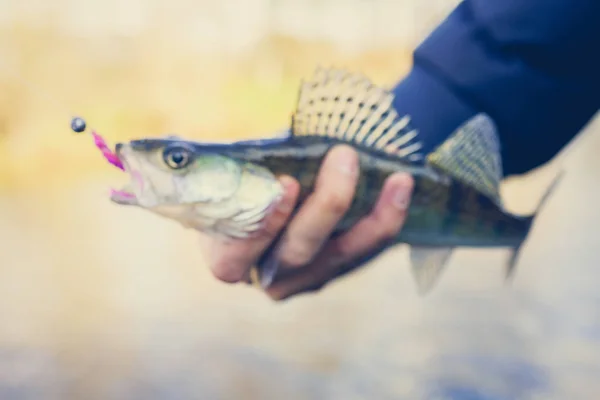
[
  {"xmin": 276, "ymin": 176, "xmax": 296, "ymax": 213},
  {"xmin": 333, "ymin": 146, "xmax": 358, "ymax": 176},
  {"xmin": 393, "ymin": 186, "xmax": 411, "ymax": 210},
  {"xmin": 279, "ymin": 175, "xmax": 295, "ymax": 190},
  {"xmin": 277, "ymin": 201, "xmax": 292, "ymax": 214}
]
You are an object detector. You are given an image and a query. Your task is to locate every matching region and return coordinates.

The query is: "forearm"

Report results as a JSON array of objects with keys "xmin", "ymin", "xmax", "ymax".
[{"xmin": 392, "ymin": 0, "xmax": 600, "ymax": 176}]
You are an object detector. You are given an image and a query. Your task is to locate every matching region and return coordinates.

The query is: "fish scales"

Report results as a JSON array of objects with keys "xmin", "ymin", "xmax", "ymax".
[
  {"xmin": 191, "ymin": 135, "xmax": 532, "ymax": 247},
  {"xmin": 103, "ymin": 67, "xmax": 562, "ymax": 294}
]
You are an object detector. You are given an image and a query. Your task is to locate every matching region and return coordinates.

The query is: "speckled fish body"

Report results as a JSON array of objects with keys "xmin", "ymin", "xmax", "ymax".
[
  {"xmin": 125, "ymin": 133, "xmax": 532, "ymax": 248},
  {"xmin": 108, "ymin": 68, "xmax": 561, "ymax": 294}
]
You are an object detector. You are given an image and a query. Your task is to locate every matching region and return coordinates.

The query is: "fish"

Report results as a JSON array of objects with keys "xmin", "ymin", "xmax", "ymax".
[{"xmin": 96, "ymin": 67, "xmax": 562, "ymax": 295}]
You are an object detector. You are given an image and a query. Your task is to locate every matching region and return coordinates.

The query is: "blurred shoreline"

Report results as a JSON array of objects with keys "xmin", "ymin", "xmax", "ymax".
[{"xmin": 0, "ymin": 26, "xmax": 419, "ymax": 190}]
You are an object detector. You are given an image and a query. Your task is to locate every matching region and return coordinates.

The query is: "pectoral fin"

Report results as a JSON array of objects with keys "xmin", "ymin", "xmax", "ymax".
[{"xmin": 409, "ymin": 246, "xmax": 454, "ymax": 295}]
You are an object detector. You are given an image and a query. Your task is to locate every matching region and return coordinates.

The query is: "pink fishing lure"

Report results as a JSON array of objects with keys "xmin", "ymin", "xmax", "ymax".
[
  {"xmin": 91, "ymin": 130, "xmax": 137, "ymax": 199},
  {"xmin": 71, "ymin": 117, "xmax": 133, "ymax": 198},
  {"xmin": 91, "ymin": 130, "xmax": 124, "ymax": 170}
]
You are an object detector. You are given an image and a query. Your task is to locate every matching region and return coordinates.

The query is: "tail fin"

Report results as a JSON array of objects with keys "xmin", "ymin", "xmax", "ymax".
[{"xmin": 505, "ymin": 169, "xmax": 565, "ymax": 280}]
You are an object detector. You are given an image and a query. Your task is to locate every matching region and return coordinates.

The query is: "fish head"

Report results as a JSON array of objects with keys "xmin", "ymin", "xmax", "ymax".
[
  {"xmin": 111, "ymin": 138, "xmax": 241, "ymax": 208},
  {"xmin": 110, "ymin": 137, "xmax": 284, "ymax": 238}
]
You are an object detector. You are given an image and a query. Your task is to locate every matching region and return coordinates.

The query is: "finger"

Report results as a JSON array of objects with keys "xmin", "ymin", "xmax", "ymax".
[
  {"xmin": 276, "ymin": 145, "xmax": 359, "ymax": 269},
  {"xmin": 207, "ymin": 175, "xmax": 300, "ymax": 283},
  {"xmin": 322, "ymin": 172, "xmax": 414, "ymax": 263},
  {"xmin": 266, "ymin": 172, "xmax": 414, "ymax": 301}
]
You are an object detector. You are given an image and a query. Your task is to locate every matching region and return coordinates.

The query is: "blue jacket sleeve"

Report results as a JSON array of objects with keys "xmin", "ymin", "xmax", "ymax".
[{"xmin": 391, "ymin": 0, "xmax": 600, "ymax": 176}]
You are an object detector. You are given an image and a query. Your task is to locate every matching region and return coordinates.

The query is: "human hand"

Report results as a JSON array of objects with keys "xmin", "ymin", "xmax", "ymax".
[{"xmin": 202, "ymin": 144, "xmax": 414, "ymax": 301}]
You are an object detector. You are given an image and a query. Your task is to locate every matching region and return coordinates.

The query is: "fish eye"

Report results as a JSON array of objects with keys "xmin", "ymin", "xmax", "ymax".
[{"xmin": 163, "ymin": 146, "xmax": 192, "ymax": 169}]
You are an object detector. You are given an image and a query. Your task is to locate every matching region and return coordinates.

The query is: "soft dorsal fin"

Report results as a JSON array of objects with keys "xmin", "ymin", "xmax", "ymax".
[
  {"xmin": 426, "ymin": 113, "xmax": 503, "ymax": 202},
  {"xmin": 290, "ymin": 67, "xmax": 424, "ymax": 162}
]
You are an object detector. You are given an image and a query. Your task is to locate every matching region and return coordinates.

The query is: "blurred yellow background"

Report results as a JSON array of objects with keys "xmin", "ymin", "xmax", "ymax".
[
  {"xmin": 1, "ymin": 1, "xmax": 599, "ymax": 399},
  {"xmin": 0, "ymin": 0, "xmax": 456, "ymax": 188}
]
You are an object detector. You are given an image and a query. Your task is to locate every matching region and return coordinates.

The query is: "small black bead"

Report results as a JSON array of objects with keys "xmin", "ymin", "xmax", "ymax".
[{"xmin": 71, "ymin": 117, "xmax": 86, "ymax": 133}]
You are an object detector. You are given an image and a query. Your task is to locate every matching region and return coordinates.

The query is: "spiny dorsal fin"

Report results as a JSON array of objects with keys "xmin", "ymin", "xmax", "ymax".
[
  {"xmin": 291, "ymin": 67, "xmax": 424, "ymax": 162},
  {"xmin": 426, "ymin": 113, "xmax": 503, "ymax": 202}
]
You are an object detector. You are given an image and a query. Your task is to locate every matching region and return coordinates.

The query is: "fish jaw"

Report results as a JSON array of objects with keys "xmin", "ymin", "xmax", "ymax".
[
  {"xmin": 110, "ymin": 187, "xmax": 138, "ymax": 205},
  {"xmin": 109, "ymin": 163, "xmax": 146, "ymax": 206},
  {"xmin": 89, "ymin": 131, "xmax": 141, "ymax": 206},
  {"xmin": 108, "ymin": 144, "xmax": 144, "ymax": 207}
]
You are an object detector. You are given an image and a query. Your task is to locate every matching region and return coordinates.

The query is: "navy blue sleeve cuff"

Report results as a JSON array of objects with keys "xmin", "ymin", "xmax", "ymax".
[{"xmin": 390, "ymin": 63, "xmax": 479, "ymax": 157}]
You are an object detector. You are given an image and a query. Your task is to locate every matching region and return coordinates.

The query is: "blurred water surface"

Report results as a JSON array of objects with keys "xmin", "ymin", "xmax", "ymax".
[{"xmin": 0, "ymin": 119, "xmax": 599, "ymax": 400}]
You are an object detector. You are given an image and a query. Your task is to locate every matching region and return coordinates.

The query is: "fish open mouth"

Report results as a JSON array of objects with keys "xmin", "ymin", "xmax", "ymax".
[
  {"xmin": 110, "ymin": 185, "xmax": 137, "ymax": 205},
  {"xmin": 92, "ymin": 131, "xmax": 139, "ymax": 206}
]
